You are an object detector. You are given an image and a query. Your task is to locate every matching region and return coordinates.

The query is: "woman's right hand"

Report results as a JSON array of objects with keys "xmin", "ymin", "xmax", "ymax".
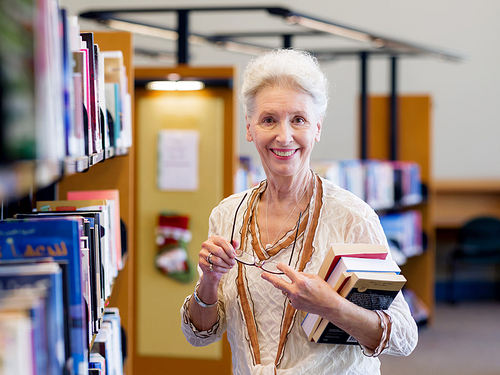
[{"xmin": 199, "ymin": 235, "xmax": 238, "ymax": 283}]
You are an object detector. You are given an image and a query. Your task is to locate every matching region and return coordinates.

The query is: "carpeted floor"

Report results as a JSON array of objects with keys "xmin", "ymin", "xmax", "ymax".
[{"xmin": 380, "ymin": 301, "xmax": 500, "ymax": 375}]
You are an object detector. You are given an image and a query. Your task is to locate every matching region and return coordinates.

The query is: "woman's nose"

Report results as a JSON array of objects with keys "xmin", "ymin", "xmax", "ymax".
[{"xmin": 275, "ymin": 122, "xmax": 293, "ymax": 145}]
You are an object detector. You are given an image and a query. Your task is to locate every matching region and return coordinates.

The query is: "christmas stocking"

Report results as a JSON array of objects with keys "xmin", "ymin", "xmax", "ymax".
[{"xmin": 155, "ymin": 213, "xmax": 195, "ymax": 283}]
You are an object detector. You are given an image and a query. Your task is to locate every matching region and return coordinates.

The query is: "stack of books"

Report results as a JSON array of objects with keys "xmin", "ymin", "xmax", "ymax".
[{"xmin": 301, "ymin": 244, "xmax": 406, "ymax": 344}]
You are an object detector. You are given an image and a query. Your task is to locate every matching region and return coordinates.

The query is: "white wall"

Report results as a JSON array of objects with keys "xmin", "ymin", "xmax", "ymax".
[{"xmin": 64, "ymin": 0, "xmax": 500, "ymax": 179}]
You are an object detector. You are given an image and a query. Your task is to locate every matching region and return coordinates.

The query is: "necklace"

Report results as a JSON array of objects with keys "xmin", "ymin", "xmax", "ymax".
[{"xmin": 265, "ymin": 181, "xmax": 309, "ymax": 249}]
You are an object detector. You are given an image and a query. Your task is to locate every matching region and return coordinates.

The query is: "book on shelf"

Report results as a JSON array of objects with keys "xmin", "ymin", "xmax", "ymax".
[
  {"xmin": 0, "ymin": 291, "xmax": 44, "ymax": 375},
  {"xmin": 391, "ymin": 161, "xmax": 422, "ymax": 206},
  {"xmin": 89, "ymin": 352, "xmax": 106, "ymax": 375},
  {"xmin": 103, "ymin": 307, "xmax": 124, "ymax": 375},
  {"xmin": 102, "ymin": 50, "xmax": 124, "ymax": 150},
  {"xmin": 364, "ymin": 160, "xmax": 395, "ymax": 210},
  {"xmin": 35, "ymin": 0, "xmax": 66, "ymax": 162},
  {"xmin": 67, "ymin": 15, "xmax": 86, "ymax": 159},
  {"xmin": 66, "ymin": 189, "xmax": 123, "ymax": 271},
  {"xmin": 0, "ymin": 262, "xmax": 66, "ymax": 375},
  {"xmin": 311, "ymin": 159, "xmax": 423, "ymax": 210},
  {"xmin": 308, "ymin": 271, "xmax": 407, "ymax": 344},
  {"xmin": 36, "ymin": 199, "xmax": 117, "ymax": 299},
  {"xmin": 91, "ymin": 308, "xmax": 124, "ymax": 375},
  {"xmin": 379, "ymin": 210, "xmax": 423, "ymax": 258},
  {"xmin": 16, "ymin": 211, "xmax": 106, "ymax": 340},
  {"xmin": 0, "ymin": 217, "xmax": 87, "ymax": 375},
  {"xmin": 95, "ymin": 44, "xmax": 111, "ymax": 155},
  {"xmin": 80, "ymin": 32, "xmax": 102, "ymax": 157}
]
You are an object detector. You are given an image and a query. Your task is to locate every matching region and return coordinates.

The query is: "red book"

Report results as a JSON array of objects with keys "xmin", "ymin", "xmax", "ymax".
[{"xmin": 317, "ymin": 244, "xmax": 389, "ymax": 281}]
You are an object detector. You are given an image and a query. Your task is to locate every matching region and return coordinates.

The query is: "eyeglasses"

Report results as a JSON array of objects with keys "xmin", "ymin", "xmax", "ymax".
[{"xmin": 230, "ymin": 193, "xmax": 302, "ymax": 275}]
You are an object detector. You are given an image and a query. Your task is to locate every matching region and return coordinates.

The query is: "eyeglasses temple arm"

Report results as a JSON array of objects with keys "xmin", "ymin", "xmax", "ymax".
[
  {"xmin": 230, "ymin": 193, "xmax": 248, "ymax": 246},
  {"xmin": 288, "ymin": 211, "xmax": 302, "ymax": 267}
]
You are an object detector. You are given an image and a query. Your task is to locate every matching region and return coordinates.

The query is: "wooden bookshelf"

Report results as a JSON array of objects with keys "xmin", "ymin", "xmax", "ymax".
[
  {"xmin": 57, "ymin": 31, "xmax": 135, "ymax": 374},
  {"xmin": 434, "ymin": 179, "xmax": 500, "ymax": 229},
  {"xmin": 364, "ymin": 95, "xmax": 435, "ymax": 323}
]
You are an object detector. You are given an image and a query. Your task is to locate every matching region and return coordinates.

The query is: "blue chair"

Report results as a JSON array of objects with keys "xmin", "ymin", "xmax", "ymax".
[{"xmin": 447, "ymin": 216, "xmax": 500, "ymax": 303}]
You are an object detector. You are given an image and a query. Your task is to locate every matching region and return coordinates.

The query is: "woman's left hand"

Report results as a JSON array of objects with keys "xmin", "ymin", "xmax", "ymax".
[{"xmin": 261, "ymin": 263, "xmax": 343, "ymax": 316}]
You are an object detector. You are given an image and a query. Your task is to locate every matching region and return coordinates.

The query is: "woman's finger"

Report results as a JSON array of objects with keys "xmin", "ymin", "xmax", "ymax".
[
  {"xmin": 200, "ymin": 236, "xmax": 236, "ymax": 274},
  {"xmin": 261, "ymin": 272, "xmax": 291, "ymax": 294},
  {"xmin": 277, "ymin": 263, "xmax": 302, "ymax": 283},
  {"xmin": 208, "ymin": 236, "xmax": 237, "ymax": 264}
]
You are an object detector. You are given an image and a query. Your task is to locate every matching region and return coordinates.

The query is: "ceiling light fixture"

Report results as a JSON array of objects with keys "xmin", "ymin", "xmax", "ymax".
[
  {"xmin": 286, "ymin": 15, "xmax": 374, "ymax": 45},
  {"xmin": 146, "ymin": 80, "xmax": 205, "ymax": 91},
  {"xmin": 105, "ymin": 19, "xmax": 178, "ymax": 40}
]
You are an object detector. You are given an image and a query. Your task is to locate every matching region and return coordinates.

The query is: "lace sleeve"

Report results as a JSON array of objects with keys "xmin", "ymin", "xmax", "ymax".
[
  {"xmin": 383, "ymin": 292, "xmax": 418, "ymax": 356},
  {"xmin": 180, "ymin": 293, "xmax": 226, "ymax": 346}
]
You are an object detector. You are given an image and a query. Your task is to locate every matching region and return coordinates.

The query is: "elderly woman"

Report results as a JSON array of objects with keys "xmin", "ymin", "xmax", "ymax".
[{"xmin": 181, "ymin": 49, "xmax": 418, "ymax": 375}]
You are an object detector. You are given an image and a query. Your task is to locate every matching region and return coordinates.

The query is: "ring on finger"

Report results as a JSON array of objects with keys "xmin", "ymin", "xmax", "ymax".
[
  {"xmin": 207, "ymin": 252, "xmax": 213, "ymax": 265},
  {"xmin": 209, "ymin": 263, "xmax": 214, "ymax": 272}
]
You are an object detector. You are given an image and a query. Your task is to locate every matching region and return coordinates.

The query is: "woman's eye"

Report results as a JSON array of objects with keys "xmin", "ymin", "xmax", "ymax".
[
  {"xmin": 292, "ymin": 117, "xmax": 306, "ymax": 125},
  {"xmin": 261, "ymin": 117, "xmax": 275, "ymax": 125}
]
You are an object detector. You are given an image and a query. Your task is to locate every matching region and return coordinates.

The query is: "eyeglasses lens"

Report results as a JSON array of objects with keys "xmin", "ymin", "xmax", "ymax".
[
  {"xmin": 235, "ymin": 249, "xmax": 283, "ymax": 274},
  {"xmin": 235, "ymin": 250, "xmax": 255, "ymax": 265},
  {"xmin": 260, "ymin": 261, "xmax": 282, "ymax": 274}
]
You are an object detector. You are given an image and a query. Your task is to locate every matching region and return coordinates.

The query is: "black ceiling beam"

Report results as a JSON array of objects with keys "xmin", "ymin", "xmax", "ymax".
[{"xmin": 79, "ymin": 5, "xmax": 465, "ymax": 62}]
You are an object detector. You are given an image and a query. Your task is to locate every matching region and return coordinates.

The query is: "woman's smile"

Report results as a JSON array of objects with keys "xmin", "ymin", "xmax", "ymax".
[{"xmin": 271, "ymin": 148, "xmax": 298, "ymax": 158}]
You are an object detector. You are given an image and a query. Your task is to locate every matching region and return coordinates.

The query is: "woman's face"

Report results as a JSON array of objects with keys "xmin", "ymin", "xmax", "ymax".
[{"xmin": 246, "ymin": 85, "xmax": 322, "ymax": 180}]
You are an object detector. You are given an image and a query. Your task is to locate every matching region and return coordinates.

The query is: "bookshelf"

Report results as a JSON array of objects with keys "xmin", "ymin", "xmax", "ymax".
[
  {"xmin": 58, "ymin": 30, "xmax": 135, "ymax": 374},
  {"xmin": 364, "ymin": 94, "xmax": 435, "ymax": 323},
  {"xmin": 434, "ymin": 179, "xmax": 500, "ymax": 229},
  {"xmin": 0, "ymin": 13, "xmax": 134, "ymax": 372}
]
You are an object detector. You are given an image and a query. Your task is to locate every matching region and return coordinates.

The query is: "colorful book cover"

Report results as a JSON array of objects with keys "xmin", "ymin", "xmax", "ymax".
[
  {"xmin": 0, "ymin": 294, "xmax": 40, "ymax": 374},
  {"xmin": 93, "ymin": 44, "xmax": 104, "ymax": 154},
  {"xmin": 96, "ymin": 47, "xmax": 110, "ymax": 152},
  {"xmin": 102, "ymin": 51, "xmax": 124, "ymax": 149},
  {"xmin": 60, "ymin": 8, "xmax": 75, "ymax": 158},
  {"xmin": 0, "ymin": 218, "xmax": 87, "ymax": 375},
  {"xmin": 15, "ymin": 212, "xmax": 104, "ymax": 335},
  {"xmin": 80, "ymin": 32, "xmax": 101, "ymax": 155},
  {"xmin": 0, "ymin": 262, "xmax": 65, "ymax": 375},
  {"xmin": 104, "ymin": 308, "xmax": 124, "ymax": 375},
  {"xmin": 77, "ymin": 44, "xmax": 92, "ymax": 156},
  {"xmin": 36, "ymin": 199, "xmax": 114, "ymax": 301}
]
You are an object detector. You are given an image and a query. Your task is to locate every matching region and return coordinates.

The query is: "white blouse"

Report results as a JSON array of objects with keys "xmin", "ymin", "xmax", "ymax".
[{"xmin": 181, "ymin": 177, "xmax": 418, "ymax": 375}]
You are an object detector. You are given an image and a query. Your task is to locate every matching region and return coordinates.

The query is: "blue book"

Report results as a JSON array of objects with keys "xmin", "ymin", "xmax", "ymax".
[
  {"xmin": 0, "ymin": 262, "xmax": 66, "ymax": 375},
  {"xmin": 104, "ymin": 308, "xmax": 124, "ymax": 375},
  {"xmin": 0, "ymin": 218, "xmax": 87, "ymax": 375}
]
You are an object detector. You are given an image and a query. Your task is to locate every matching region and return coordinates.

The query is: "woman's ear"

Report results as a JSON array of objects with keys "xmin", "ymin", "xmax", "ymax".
[
  {"xmin": 245, "ymin": 116, "xmax": 253, "ymax": 142},
  {"xmin": 315, "ymin": 118, "xmax": 323, "ymax": 142}
]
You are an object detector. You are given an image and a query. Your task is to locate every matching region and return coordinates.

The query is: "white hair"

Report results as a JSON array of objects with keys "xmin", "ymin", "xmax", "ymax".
[{"xmin": 240, "ymin": 48, "xmax": 329, "ymax": 119}]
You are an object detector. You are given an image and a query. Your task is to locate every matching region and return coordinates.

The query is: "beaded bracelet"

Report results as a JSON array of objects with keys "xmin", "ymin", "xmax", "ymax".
[
  {"xmin": 360, "ymin": 310, "xmax": 391, "ymax": 358},
  {"xmin": 192, "ymin": 288, "xmax": 218, "ymax": 308}
]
